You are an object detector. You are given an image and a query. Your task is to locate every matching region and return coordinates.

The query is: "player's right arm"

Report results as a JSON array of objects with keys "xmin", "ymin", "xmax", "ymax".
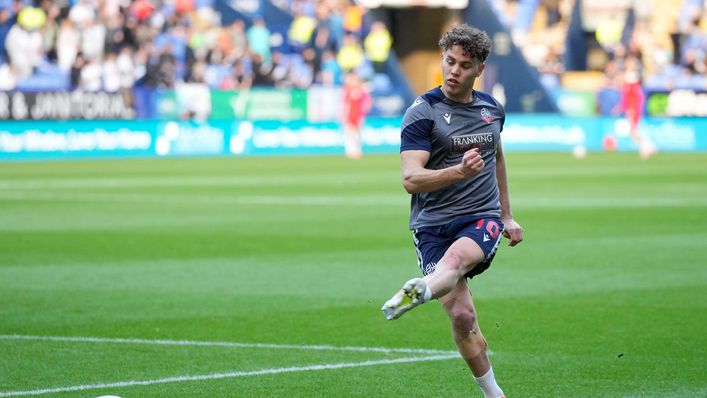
[
  {"xmin": 400, "ymin": 96, "xmax": 484, "ymax": 194},
  {"xmin": 401, "ymin": 148, "xmax": 484, "ymax": 194}
]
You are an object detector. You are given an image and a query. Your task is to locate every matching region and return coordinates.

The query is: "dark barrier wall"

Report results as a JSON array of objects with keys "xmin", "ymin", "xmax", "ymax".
[{"xmin": 465, "ymin": 0, "xmax": 559, "ymax": 113}]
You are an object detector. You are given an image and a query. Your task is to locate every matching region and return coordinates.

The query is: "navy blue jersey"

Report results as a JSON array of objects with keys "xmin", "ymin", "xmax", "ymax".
[{"xmin": 401, "ymin": 87, "xmax": 505, "ymax": 229}]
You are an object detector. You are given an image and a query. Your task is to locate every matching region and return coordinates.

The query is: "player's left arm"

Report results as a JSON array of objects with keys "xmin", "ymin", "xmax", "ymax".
[{"xmin": 496, "ymin": 141, "xmax": 524, "ymax": 246}]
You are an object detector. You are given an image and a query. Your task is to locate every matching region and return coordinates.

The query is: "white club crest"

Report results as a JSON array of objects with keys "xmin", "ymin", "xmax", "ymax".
[{"xmin": 481, "ymin": 108, "xmax": 494, "ymax": 123}]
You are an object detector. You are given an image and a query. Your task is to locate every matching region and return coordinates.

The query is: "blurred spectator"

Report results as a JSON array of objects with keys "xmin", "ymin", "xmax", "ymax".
[
  {"xmin": 0, "ymin": 62, "xmax": 16, "ymax": 90},
  {"xmin": 80, "ymin": 18, "xmax": 106, "ymax": 62},
  {"xmin": 117, "ymin": 46, "xmax": 135, "ymax": 89},
  {"xmin": 129, "ymin": 0, "xmax": 153, "ymax": 22},
  {"xmin": 39, "ymin": 2, "xmax": 59, "ymax": 62},
  {"xmin": 69, "ymin": 0, "xmax": 95, "ymax": 26},
  {"xmin": 363, "ymin": 21, "xmax": 392, "ymax": 73},
  {"xmin": 104, "ymin": 11, "xmax": 127, "ymax": 54},
  {"xmin": 143, "ymin": 42, "xmax": 176, "ymax": 88},
  {"xmin": 337, "ymin": 33, "xmax": 365, "ymax": 72},
  {"xmin": 56, "ymin": 17, "xmax": 79, "ymax": 71},
  {"xmin": 5, "ymin": 7, "xmax": 44, "ymax": 80},
  {"xmin": 311, "ymin": 24, "xmax": 335, "ymax": 76},
  {"xmin": 680, "ymin": 15, "xmax": 706, "ymax": 75},
  {"xmin": 247, "ymin": 17, "xmax": 271, "ymax": 66},
  {"xmin": 79, "ymin": 56, "xmax": 102, "ymax": 91},
  {"xmin": 189, "ymin": 58, "xmax": 207, "ymax": 83},
  {"xmin": 288, "ymin": 8, "xmax": 316, "ymax": 52},
  {"xmin": 291, "ymin": 48, "xmax": 315, "ymax": 88},
  {"xmin": 103, "ymin": 0, "xmax": 122, "ymax": 20},
  {"xmin": 221, "ymin": 59, "xmax": 252, "ymax": 90},
  {"xmin": 318, "ymin": 49, "xmax": 341, "ymax": 85},
  {"xmin": 70, "ymin": 51, "xmax": 85, "ymax": 88},
  {"xmin": 132, "ymin": 44, "xmax": 149, "ymax": 85},
  {"xmin": 291, "ymin": 0, "xmax": 316, "ymax": 18},
  {"xmin": 678, "ymin": 0, "xmax": 705, "ymax": 32},
  {"xmin": 596, "ymin": 60, "xmax": 621, "ymax": 116},
  {"xmin": 225, "ymin": 19, "xmax": 248, "ymax": 61},
  {"xmin": 325, "ymin": 0, "xmax": 345, "ymax": 49},
  {"xmin": 102, "ymin": 51, "xmax": 120, "ymax": 92},
  {"xmin": 595, "ymin": 12, "xmax": 624, "ymax": 54},
  {"xmin": 175, "ymin": 0, "xmax": 195, "ymax": 16},
  {"xmin": 251, "ymin": 53, "xmax": 274, "ymax": 86},
  {"xmin": 153, "ymin": 22, "xmax": 188, "ymax": 82},
  {"xmin": 343, "ymin": 1, "xmax": 364, "ymax": 36},
  {"xmin": 269, "ymin": 51, "xmax": 291, "ymax": 88},
  {"xmin": 188, "ymin": 16, "xmax": 212, "ymax": 62},
  {"xmin": 204, "ymin": 50, "xmax": 231, "ymax": 88},
  {"xmin": 0, "ymin": 8, "xmax": 12, "ymax": 64}
]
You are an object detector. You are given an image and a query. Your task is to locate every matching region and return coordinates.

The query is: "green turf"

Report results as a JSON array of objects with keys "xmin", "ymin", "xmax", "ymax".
[{"xmin": 0, "ymin": 152, "xmax": 705, "ymax": 397}]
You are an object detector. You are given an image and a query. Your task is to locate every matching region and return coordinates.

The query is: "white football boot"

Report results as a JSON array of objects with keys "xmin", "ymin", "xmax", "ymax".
[{"xmin": 381, "ymin": 278, "xmax": 428, "ymax": 320}]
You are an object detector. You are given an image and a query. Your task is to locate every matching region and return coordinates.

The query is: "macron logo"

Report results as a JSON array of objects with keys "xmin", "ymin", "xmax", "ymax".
[
  {"xmin": 443, "ymin": 113, "xmax": 452, "ymax": 124},
  {"xmin": 411, "ymin": 98, "xmax": 424, "ymax": 108},
  {"xmin": 483, "ymin": 233, "xmax": 491, "ymax": 242}
]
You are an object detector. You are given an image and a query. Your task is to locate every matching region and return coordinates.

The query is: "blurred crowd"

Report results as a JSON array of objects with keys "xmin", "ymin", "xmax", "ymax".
[
  {"xmin": 493, "ymin": 0, "xmax": 706, "ymax": 101},
  {"xmin": 1, "ymin": 0, "xmax": 703, "ymax": 112},
  {"xmin": 0, "ymin": 0, "xmax": 393, "ymax": 92}
]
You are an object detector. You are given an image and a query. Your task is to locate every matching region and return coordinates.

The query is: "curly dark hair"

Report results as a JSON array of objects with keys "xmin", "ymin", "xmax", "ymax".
[{"xmin": 438, "ymin": 24, "xmax": 492, "ymax": 63}]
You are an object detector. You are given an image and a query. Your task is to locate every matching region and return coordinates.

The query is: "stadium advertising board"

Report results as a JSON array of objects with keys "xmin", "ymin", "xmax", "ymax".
[
  {"xmin": 1, "ymin": 116, "xmax": 706, "ymax": 161},
  {"xmin": 556, "ymin": 90, "xmax": 596, "ymax": 117},
  {"xmin": 0, "ymin": 91, "xmax": 136, "ymax": 120},
  {"xmin": 19, "ymin": 87, "xmax": 407, "ymax": 122},
  {"xmin": 159, "ymin": 87, "xmax": 405, "ymax": 122},
  {"xmin": 0, "ymin": 120, "xmax": 152, "ymax": 160},
  {"xmin": 205, "ymin": 89, "xmax": 308, "ymax": 121},
  {"xmin": 155, "ymin": 120, "xmax": 228, "ymax": 156},
  {"xmin": 503, "ymin": 115, "xmax": 705, "ymax": 152},
  {"xmin": 146, "ymin": 88, "xmax": 309, "ymax": 120},
  {"xmin": 646, "ymin": 90, "xmax": 707, "ymax": 117},
  {"xmin": 229, "ymin": 118, "xmax": 401, "ymax": 156}
]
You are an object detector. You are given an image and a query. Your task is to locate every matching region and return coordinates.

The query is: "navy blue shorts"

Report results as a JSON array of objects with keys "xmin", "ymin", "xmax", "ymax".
[{"xmin": 413, "ymin": 216, "xmax": 504, "ymax": 279}]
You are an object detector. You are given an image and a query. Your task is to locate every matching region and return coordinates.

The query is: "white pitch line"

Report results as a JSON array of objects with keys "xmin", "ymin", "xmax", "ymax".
[
  {"xmin": 0, "ymin": 334, "xmax": 456, "ymax": 355},
  {"xmin": 1, "ymin": 191, "xmax": 705, "ymax": 208},
  {"xmin": 0, "ymin": 174, "xmax": 389, "ymax": 190},
  {"xmin": 0, "ymin": 354, "xmax": 460, "ymax": 397}
]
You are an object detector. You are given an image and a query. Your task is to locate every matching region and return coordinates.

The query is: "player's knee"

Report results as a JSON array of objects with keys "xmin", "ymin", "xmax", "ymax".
[{"xmin": 449, "ymin": 307, "xmax": 477, "ymax": 336}]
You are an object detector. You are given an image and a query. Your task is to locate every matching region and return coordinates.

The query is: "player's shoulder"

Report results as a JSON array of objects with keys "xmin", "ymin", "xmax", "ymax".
[
  {"xmin": 418, "ymin": 87, "xmax": 446, "ymax": 107},
  {"xmin": 404, "ymin": 87, "xmax": 444, "ymax": 120},
  {"xmin": 474, "ymin": 90, "xmax": 505, "ymax": 113},
  {"xmin": 408, "ymin": 87, "xmax": 445, "ymax": 111}
]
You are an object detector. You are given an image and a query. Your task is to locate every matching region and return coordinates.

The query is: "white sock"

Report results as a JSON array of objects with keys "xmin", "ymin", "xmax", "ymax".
[
  {"xmin": 422, "ymin": 285, "xmax": 432, "ymax": 302},
  {"xmin": 474, "ymin": 367, "xmax": 504, "ymax": 398}
]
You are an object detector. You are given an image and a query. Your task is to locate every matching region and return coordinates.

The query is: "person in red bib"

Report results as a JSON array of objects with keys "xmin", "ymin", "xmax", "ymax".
[{"xmin": 342, "ymin": 71, "xmax": 371, "ymax": 159}]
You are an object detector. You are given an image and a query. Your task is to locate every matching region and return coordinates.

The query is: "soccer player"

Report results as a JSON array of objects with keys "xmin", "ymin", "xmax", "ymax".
[
  {"xmin": 381, "ymin": 24, "xmax": 523, "ymax": 398},
  {"xmin": 619, "ymin": 56, "xmax": 654, "ymax": 159},
  {"xmin": 342, "ymin": 70, "xmax": 372, "ymax": 159}
]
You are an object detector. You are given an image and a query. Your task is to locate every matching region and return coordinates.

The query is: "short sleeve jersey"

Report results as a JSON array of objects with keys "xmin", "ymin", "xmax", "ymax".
[{"xmin": 400, "ymin": 87, "xmax": 506, "ymax": 229}]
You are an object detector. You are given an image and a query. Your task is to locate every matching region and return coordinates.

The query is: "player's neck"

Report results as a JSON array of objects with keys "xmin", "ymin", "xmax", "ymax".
[{"xmin": 441, "ymin": 86, "xmax": 474, "ymax": 104}]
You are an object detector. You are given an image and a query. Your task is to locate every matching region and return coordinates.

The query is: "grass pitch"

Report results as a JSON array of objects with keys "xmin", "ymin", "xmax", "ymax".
[{"xmin": 0, "ymin": 152, "xmax": 705, "ymax": 397}]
